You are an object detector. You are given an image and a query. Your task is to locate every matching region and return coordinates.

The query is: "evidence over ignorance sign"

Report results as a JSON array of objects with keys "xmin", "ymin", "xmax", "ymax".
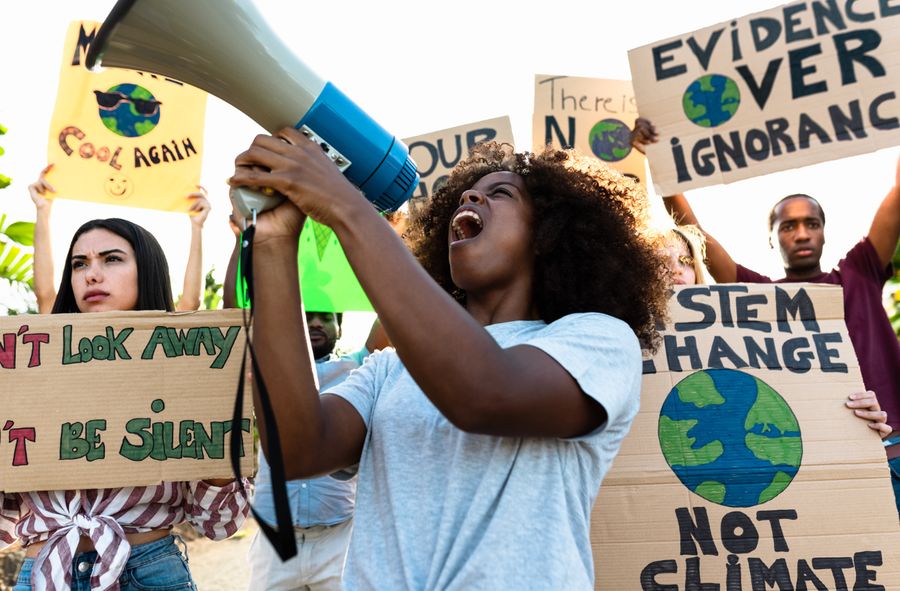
[
  {"xmin": 628, "ymin": 1, "xmax": 900, "ymax": 195},
  {"xmin": 591, "ymin": 284, "xmax": 900, "ymax": 589},
  {"xmin": 0, "ymin": 310, "xmax": 254, "ymax": 493}
]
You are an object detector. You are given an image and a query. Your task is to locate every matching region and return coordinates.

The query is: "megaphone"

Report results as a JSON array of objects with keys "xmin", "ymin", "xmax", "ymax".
[{"xmin": 86, "ymin": 0, "xmax": 418, "ymax": 219}]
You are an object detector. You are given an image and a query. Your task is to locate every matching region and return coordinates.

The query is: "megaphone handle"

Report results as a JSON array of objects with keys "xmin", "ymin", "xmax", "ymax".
[{"xmin": 230, "ymin": 186, "xmax": 285, "ymax": 220}]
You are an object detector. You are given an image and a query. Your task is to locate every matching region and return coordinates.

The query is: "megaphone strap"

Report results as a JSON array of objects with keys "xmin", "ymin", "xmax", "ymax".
[{"xmin": 230, "ymin": 222, "xmax": 298, "ymax": 561}]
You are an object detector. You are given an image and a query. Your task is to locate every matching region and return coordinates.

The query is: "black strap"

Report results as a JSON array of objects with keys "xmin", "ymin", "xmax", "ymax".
[{"xmin": 229, "ymin": 223, "xmax": 298, "ymax": 560}]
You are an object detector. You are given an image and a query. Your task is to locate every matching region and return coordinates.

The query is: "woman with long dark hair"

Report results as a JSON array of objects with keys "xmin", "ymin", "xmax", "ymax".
[{"xmin": 1, "ymin": 218, "xmax": 249, "ymax": 591}]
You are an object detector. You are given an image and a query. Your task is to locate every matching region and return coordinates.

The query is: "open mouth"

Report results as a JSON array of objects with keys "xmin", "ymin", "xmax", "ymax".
[{"xmin": 451, "ymin": 209, "xmax": 484, "ymax": 243}]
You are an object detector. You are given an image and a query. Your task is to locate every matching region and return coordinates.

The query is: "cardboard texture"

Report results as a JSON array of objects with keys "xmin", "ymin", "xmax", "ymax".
[
  {"xmin": 0, "ymin": 310, "xmax": 254, "ymax": 493},
  {"xmin": 627, "ymin": 2, "xmax": 900, "ymax": 195},
  {"xmin": 404, "ymin": 116, "xmax": 515, "ymax": 214},
  {"xmin": 532, "ymin": 75, "xmax": 648, "ymax": 186},
  {"xmin": 46, "ymin": 21, "xmax": 207, "ymax": 212},
  {"xmin": 592, "ymin": 284, "xmax": 900, "ymax": 589}
]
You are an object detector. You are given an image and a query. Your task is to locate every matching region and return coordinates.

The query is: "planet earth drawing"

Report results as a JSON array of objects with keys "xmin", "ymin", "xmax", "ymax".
[
  {"xmin": 588, "ymin": 118, "xmax": 632, "ymax": 162},
  {"xmin": 95, "ymin": 83, "xmax": 161, "ymax": 138},
  {"xmin": 682, "ymin": 74, "xmax": 741, "ymax": 128},
  {"xmin": 658, "ymin": 369, "xmax": 801, "ymax": 507}
]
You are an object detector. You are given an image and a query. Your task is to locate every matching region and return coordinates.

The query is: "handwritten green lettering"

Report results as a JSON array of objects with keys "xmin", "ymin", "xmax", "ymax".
[
  {"xmin": 211, "ymin": 326, "xmax": 241, "ymax": 369},
  {"xmin": 59, "ymin": 420, "xmax": 106, "ymax": 461},
  {"xmin": 119, "ymin": 417, "xmax": 153, "ymax": 461}
]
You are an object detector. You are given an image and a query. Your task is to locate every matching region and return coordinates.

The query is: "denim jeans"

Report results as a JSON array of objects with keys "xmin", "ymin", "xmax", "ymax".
[
  {"xmin": 14, "ymin": 535, "xmax": 196, "ymax": 591},
  {"xmin": 889, "ymin": 455, "xmax": 900, "ymax": 520}
]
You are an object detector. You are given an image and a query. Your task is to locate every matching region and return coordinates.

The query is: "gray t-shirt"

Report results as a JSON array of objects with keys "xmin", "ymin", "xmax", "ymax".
[{"xmin": 329, "ymin": 313, "xmax": 641, "ymax": 590}]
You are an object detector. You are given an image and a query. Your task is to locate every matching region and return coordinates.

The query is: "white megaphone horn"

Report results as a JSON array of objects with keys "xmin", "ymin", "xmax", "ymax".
[{"xmin": 86, "ymin": 0, "xmax": 419, "ymax": 219}]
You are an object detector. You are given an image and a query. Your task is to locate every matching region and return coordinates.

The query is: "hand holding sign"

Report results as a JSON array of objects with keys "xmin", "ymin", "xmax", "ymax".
[
  {"xmin": 28, "ymin": 165, "xmax": 56, "ymax": 211},
  {"xmin": 846, "ymin": 390, "xmax": 892, "ymax": 439},
  {"xmin": 630, "ymin": 118, "xmax": 658, "ymax": 156},
  {"xmin": 187, "ymin": 187, "xmax": 211, "ymax": 228}
]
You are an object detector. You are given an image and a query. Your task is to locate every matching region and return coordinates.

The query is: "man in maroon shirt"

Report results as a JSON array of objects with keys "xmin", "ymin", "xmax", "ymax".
[{"xmin": 634, "ymin": 119, "xmax": 900, "ymax": 516}]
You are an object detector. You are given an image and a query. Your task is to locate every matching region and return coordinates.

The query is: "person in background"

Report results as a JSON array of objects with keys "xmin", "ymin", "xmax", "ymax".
[
  {"xmin": 665, "ymin": 224, "xmax": 708, "ymax": 286},
  {"xmin": 1, "ymin": 218, "xmax": 249, "ymax": 591},
  {"xmin": 245, "ymin": 310, "xmax": 385, "ymax": 591},
  {"xmin": 633, "ymin": 117, "xmax": 900, "ymax": 518},
  {"xmin": 27, "ymin": 164, "xmax": 211, "ymax": 313}
]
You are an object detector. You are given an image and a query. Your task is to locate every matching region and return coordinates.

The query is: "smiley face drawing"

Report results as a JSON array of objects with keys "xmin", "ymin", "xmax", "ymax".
[{"xmin": 105, "ymin": 173, "xmax": 134, "ymax": 199}]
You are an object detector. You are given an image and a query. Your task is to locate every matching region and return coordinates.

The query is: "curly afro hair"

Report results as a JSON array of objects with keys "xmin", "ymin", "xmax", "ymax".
[{"xmin": 407, "ymin": 142, "xmax": 670, "ymax": 349}]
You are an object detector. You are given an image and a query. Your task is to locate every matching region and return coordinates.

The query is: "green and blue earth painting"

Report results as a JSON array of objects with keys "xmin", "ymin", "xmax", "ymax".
[{"xmin": 659, "ymin": 369, "xmax": 802, "ymax": 507}]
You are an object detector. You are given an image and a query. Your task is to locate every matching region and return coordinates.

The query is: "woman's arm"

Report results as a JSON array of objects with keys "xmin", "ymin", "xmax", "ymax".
[
  {"xmin": 632, "ymin": 118, "xmax": 738, "ymax": 283},
  {"xmin": 222, "ymin": 214, "xmax": 242, "ymax": 310},
  {"xmin": 663, "ymin": 194, "xmax": 738, "ymax": 283},
  {"xmin": 176, "ymin": 188, "xmax": 210, "ymax": 311},
  {"xmin": 250, "ymin": 227, "xmax": 368, "ymax": 479},
  {"xmin": 28, "ymin": 166, "xmax": 57, "ymax": 313},
  {"xmin": 183, "ymin": 479, "xmax": 250, "ymax": 539},
  {"xmin": 0, "ymin": 492, "xmax": 22, "ymax": 549}
]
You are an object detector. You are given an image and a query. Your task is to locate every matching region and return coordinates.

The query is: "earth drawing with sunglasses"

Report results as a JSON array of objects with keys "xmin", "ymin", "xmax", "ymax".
[{"xmin": 94, "ymin": 83, "xmax": 162, "ymax": 138}]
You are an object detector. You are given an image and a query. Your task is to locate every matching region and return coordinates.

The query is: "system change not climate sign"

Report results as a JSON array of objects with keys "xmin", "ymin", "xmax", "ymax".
[{"xmin": 591, "ymin": 284, "xmax": 900, "ymax": 590}]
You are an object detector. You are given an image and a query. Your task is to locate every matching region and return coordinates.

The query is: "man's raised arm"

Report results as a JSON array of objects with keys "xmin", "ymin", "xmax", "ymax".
[
  {"xmin": 631, "ymin": 118, "xmax": 738, "ymax": 283},
  {"xmin": 866, "ymin": 152, "xmax": 900, "ymax": 268}
]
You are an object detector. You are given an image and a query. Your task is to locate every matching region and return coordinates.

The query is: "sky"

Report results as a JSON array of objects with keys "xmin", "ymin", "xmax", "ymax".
[{"xmin": 1, "ymin": 0, "xmax": 897, "ymax": 346}]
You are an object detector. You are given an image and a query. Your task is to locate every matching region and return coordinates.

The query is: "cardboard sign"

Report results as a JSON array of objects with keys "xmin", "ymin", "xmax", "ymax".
[
  {"xmin": 45, "ymin": 21, "xmax": 207, "ymax": 212},
  {"xmin": 591, "ymin": 284, "xmax": 900, "ymax": 589},
  {"xmin": 532, "ymin": 75, "xmax": 647, "ymax": 186},
  {"xmin": 298, "ymin": 219, "xmax": 372, "ymax": 313},
  {"xmin": 0, "ymin": 310, "xmax": 254, "ymax": 493},
  {"xmin": 628, "ymin": 2, "xmax": 900, "ymax": 195},
  {"xmin": 404, "ymin": 116, "xmax": 515, "ymax": 214}
]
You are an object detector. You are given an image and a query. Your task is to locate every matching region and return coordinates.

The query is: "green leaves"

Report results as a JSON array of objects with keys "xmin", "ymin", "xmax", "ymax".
[
  {"xmin": 889, "ymin": 239, "xmax": 900, "ymax": 341},
  {"xmin": 203, "ymin": 267, "xmax": 224, "ymax": 310},
  {"xmin": 0, "ymin": 122, "xmax": 8, "ymax": 189},
  {"xmin": 2, "ymin": 221, "xmax": 36, "ymax": 246},
  {"xmin": 0, "ymin": 214, "xmax": 36, "ymax": 288},
  {"xmin": 0, "ymin": 122, "xmax": 36, "ymax": 313}
]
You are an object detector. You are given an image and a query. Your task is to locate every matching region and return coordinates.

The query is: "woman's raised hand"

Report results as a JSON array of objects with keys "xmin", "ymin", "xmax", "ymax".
[{"xmin": 28, "ymin": 164, "xmax": 56, "ymax": 211}]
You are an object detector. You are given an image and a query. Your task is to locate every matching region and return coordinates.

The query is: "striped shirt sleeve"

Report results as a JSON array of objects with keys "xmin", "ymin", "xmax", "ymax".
[
  {"xmin": 0, "ymin": 492, "xmax": 21, "ymax": 548},
  {"xmin": 182, "ymin": 479, "xmax": 251, "ymax": 540}
]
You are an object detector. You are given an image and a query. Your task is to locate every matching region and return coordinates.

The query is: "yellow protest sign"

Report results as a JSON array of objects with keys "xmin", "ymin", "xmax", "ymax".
[
  {"xmin": 533, "ymin": 75, "xmax": 647, "ymax": 186},
  {"xmin": 591, "ymin": 284, "xmax": 900, "ymax": 589},
  {"xmin": 404, "ymin": 116, "xmax": 515, "ymax": 213},
  {"xmin": 0, "ymin": 310, "xmax": 254, "ymax": 492},
  {"xmin": 628, "ymin": 2, "xmax": 900, "ymax": 195},
  {"xmin": 45, "ymin": 21, "xmax": 207, "ymax": 212}
]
